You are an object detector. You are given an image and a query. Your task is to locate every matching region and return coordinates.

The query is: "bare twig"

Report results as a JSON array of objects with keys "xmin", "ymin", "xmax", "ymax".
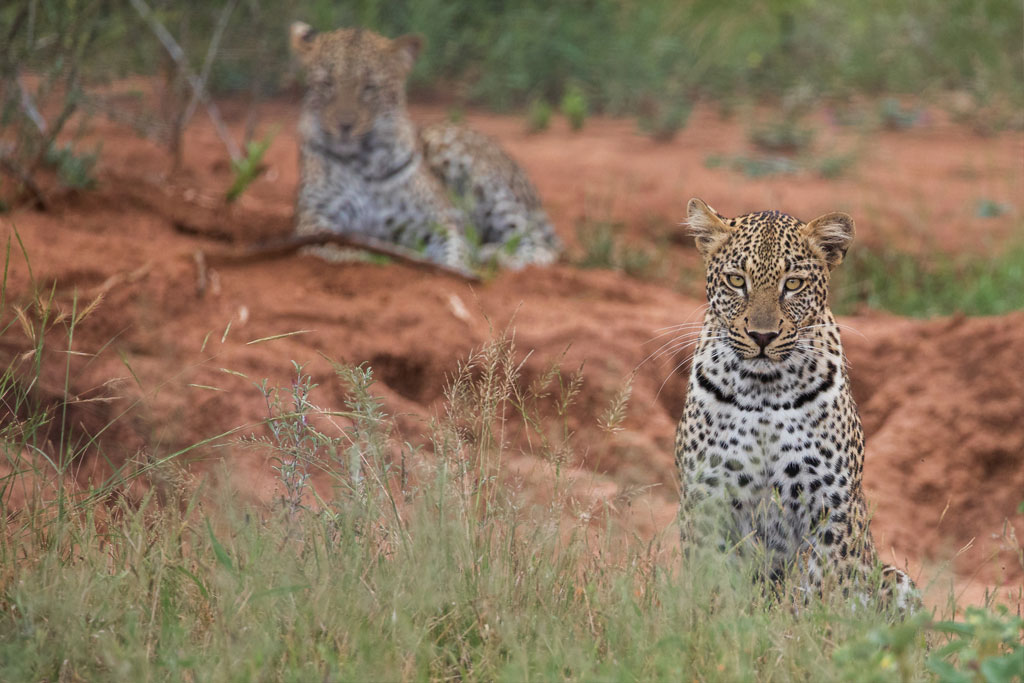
[
  {"xmin": 193, "ymin": 249, "xmax": 209, "ymax": 298},
  {"xmin": 204, "ymin": 232, "xmax": 482, "ymax": 282},
  {"xmin": 127, "ymin": 0, "xmax": 242, "ymax": 162},
  {"xmin": 17, "ymin": 74, "xmax": 46, "ymax": 134},
  {"xmin": 2, "ymin": 6, "xmax": 28, "ymax": 66},
  {"xmin": 181, "ymin": 0, "xmax": 240, "ymax": 128}
]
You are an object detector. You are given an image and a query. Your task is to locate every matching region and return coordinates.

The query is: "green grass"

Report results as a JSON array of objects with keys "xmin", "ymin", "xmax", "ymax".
[
  {"xmin": 525, "ymin": 98, "xmax": 553, "ymax": 133},
  {"xmin": 2, "ymin": 340, "xmax": 1021, "ymax": 680},
  {"xmin": 2, "ymin": 238, "xmax": 1022, "ymax": 680},
  {"xmin": 560, "ymin": 85, "xmax": 588, "ymax": 132},
  {"xmin": 576, "ymin": 220, "xmax": 662, "ymax": 279},
  {"xmin": 832, "ymin": 242, "xmax": 1024, "ymax": 317}
]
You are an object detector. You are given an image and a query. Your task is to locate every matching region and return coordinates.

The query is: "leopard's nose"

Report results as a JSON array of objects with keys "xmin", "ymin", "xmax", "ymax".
[
  {"xmin": 338, "ymin": 122, "xmax": 353, "ymax": 138},
  {"xmin": 747, "ymin": 330, "xmax": 779, "ymax": 349}
]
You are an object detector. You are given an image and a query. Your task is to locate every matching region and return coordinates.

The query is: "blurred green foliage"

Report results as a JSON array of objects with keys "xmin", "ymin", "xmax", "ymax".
[
  {"xmin": 3, "ymin": 0, "xmax": 1021, "ymax": 115},
  {"xmin": 525, "ymin": 98, "xmax": 553, "ymax": 133},
  {"xmin": 576, "ymin": 219, "xmax": 661, "ymax": 279},
  {"xmin": 225, "ymin": 129, "xmax": 275, "ymax": 203},
  {"xmin": 560, "ymin": 84, "xmax": 587, "ymax": 131},
  {"xmin": 43, "ymin": 142, "xmax": 100, "ymax": 189},
  {"xmin": 831, "ymin": 241, "xmax": 1024, "ymax": 317}
]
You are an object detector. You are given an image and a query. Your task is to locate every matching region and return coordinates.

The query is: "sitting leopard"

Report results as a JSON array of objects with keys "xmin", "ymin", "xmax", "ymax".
[
  {"xmin": 288, "ymin": 22, "xmax": 561, "ymax": 270},
  {"xmin": 674, "ymin": 198, "xmax": 919, "ymax": 612}
]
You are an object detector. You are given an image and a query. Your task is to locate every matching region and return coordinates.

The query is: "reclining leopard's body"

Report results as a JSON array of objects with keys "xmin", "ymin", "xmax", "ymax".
[{"xmin": 290, "ymin": 23, "xmax": 560, "ymax": 271}]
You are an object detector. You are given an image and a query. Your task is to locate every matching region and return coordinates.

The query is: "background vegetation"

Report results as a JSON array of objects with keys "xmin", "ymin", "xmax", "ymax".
[{"xmin": 4, "ymin": 0, "xmax": 1022, "ymax": 110}]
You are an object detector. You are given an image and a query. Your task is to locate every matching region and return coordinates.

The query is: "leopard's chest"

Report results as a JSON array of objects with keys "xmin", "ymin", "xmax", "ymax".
[
  {"xmin": 299, "ymin": 147, "xmax": 453, "ymax": 238},
  {"xmin": 679, "ymin": 349, "xmax": 858, "ymax": 557}
]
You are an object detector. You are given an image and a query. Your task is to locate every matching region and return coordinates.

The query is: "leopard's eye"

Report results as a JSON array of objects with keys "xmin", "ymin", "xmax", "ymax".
[
  {"xmin": 784, "ymin": 277, "xmax": 804, "ymax": 292},
  {"xmin": 725, "ymin": 273, "xmax": 746, "ymax": 289}
]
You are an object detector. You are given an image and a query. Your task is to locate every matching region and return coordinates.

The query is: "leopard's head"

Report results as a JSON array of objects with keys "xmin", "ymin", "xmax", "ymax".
[
  {"xmin": 686, "ymin": 197, "xmax": 854, "ymax": 363},
  {"xmin": 289, "ymin": 22, "xmax": 422, "ymax": 157}
]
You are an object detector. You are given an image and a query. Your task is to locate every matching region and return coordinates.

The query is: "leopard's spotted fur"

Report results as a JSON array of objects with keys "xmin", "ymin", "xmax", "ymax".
[
  {"xmin": 674, "ymin": 198, "xmax": 919, "ymax": 612},
  {"xmin": 289, "ymin": 23, "xmax": 560, "ymax": 270}
]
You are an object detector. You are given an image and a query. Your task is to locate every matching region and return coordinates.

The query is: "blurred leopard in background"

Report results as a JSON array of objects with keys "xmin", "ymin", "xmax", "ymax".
[{"xmin": 289, "ymin": 22, "xmax": 561, "ymax": 271}]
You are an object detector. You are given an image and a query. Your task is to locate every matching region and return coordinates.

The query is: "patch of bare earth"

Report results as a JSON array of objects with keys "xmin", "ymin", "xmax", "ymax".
[{"xmin": 1, "ymin": 94, "xmax": 1021, "ymax": 610}]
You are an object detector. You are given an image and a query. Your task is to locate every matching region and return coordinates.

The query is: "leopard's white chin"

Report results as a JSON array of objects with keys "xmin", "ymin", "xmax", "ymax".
[{"xmin": 740, "ymin": 352, "xmax": 788, "ymax": 365}]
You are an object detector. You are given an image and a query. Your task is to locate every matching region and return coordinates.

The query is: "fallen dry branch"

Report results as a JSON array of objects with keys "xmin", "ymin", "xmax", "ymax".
[
  {"xmin": 104, "ymin": 173, "xmax": 482, "ymax": 283},
  {"xmin": 202, "ymin": 232, "xmax": 482, "ymax": 282}
]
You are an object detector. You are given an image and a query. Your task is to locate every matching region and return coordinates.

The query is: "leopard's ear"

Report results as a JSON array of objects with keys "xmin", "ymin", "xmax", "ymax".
[
  {"xmin": 686, "ymin": 198, "xmax": 734, "ymax": 259},
  {"xmin": 289, "ymin": 22, "xmax": 318, "ymax": 57},
  {"xmin": 392, "ymin": 33, "xmax": 424, "ymax": 71},
  {"xmin": 802, "ymin": 212, "xmax": 855, "ymax": 269}
]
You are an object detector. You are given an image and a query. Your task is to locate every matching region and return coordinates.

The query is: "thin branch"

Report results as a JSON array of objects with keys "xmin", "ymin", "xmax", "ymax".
[
  {"xmin": 181, "ymin": 0, "xmax": 240, "ymax": 128},
  {"xmin": 204, "ymin": 232, "xmax": 482, "ymax": 282},
  {"xmin": 127, "ymin": 0, "xmax": 242, "ymax": 162},
  {"xmin": 2, "ymin": 6, "xmax": 28, "ymax": 66},
  {"xmin": 17, "ymin": 74, "xmax": 46, "ymax": 134}
]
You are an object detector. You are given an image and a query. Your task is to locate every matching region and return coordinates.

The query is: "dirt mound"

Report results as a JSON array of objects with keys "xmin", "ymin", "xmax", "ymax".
[
  {"xmin": 847, "ymin": 313, "xmax": 1024, "ymax": 596},
  {"xmin": 1, "ymin": 97, "xmax": 1021, "ymax": 608}
]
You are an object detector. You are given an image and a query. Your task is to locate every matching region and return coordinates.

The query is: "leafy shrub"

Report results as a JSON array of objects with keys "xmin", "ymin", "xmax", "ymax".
[
  {"xmin": 526, "ymin": 98, "xmax": 553, "ymax": 133},
  {"xmin": 975, "ymin": 198, "xmax": 1010, "ymax": 218},
  {"xmin": 705, "ymin": 154, "xmax": 801, "ymax": 178},
  {"xmin": 561, "ymin": 84, "xmax": 588, "ymax": 132},
  {"xmin": 927, "ymin": 606, "xmax": 1024, "ymax": 683},
  {"xmin": 43, "ymin": 142, "xmax": 101, "ymax": 190},
  {"xmin": 225, "ymin": 130, "xmax": 276, "ymax": 203},
  {"xmin": 637, "ymin": 95, "xmax": 693, "ymax": 142},
  {"xmin": 877, "ymin": 98, "xmax": 923, "ymax": 130},
  {"xmin": 576, "ymin": 219, "xmax": 659, "ymax": 279},
  {"xmin": 749, "ymin": 117, "xmax": 815, "ymax": 153}
]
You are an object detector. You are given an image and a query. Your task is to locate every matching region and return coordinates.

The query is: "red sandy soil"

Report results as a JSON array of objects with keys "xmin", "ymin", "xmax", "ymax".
[{"xmin": 1, "ymin": 94, "xmax": 1021, "ymax": 610}]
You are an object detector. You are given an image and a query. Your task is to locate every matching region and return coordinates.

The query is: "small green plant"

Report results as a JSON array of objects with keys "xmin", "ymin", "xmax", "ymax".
[
  {"xmin": 705, "ymin": 154, "xmax": 800, "ymax": 178},
  {"xmin": 252, "ymin": 362, "xmax": 328, "ymax": 515},
  {"xmin": 560, "ymin": 85, "xmax": 588, "ymax": 132},
  {"xmin": 836, "ymin": 604, "xmax": 1024, "ymax": 682},
  {"xmin": 620, "ymin": 244, "xmax": 655, "ymax": 278},
  {"xmin": 577, "ymin": 220, "xmax": 617, "ymax": 269},
  {"xmin": 526, "ymin": 98, "xmax": 553, "ymax": 133},
  {"xmin": 225, "ymin": 129, "xmax": 277, "ymax": 203},
  {"xmin": 44, "ymin": 142, "xmax": 100, "ymax": 190},
  {"xmin": 878, "ymin": 98, "xmax": 923, "ymax": 130},
  {"xmin": 749, "ymin": 117, "xmax": 815, "ymax": 153},
  {"xmin": 576, "ymin": 220, "xmax": 658, "ymax": 278},
  {"xmin": 927, "ymin": 605, "xmax": 1024, "ymax": 682},
  {"xmin": 975, "ymin": 198, "xmax": 1010, "ymax": 218},
  {"xmin": 834, "ymin": 611, "xmax": 931, "ymax": 680},
  {"xmin": 815, "ymin": 152, "xmax": 858, "ymax": 179},
  {"xmin": 446, "ymin": 106, "xmax": 465, "ymax": 124},
  {"xmin": 637, "ymin": 96, "xmax": 693, "ymax": 142}
]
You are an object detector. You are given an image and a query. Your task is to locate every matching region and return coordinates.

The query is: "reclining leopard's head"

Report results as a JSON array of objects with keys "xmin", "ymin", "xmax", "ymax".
[
  {"xmin": 289, "ymin": 23, "xmax": 422, "ymax": 157},
  {"xmin": 686, "ymin": 197, "xmax": 854, "ymax": 363}
]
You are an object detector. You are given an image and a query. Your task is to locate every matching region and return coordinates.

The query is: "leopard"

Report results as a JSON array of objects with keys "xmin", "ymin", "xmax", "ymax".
[
  {"xmin": 288, "ymin": 22, "xmax": 561, "ymax": 271},
  {"xmin": 673, "ymin": 197, "xmax": 919, "ymax": 613}
]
